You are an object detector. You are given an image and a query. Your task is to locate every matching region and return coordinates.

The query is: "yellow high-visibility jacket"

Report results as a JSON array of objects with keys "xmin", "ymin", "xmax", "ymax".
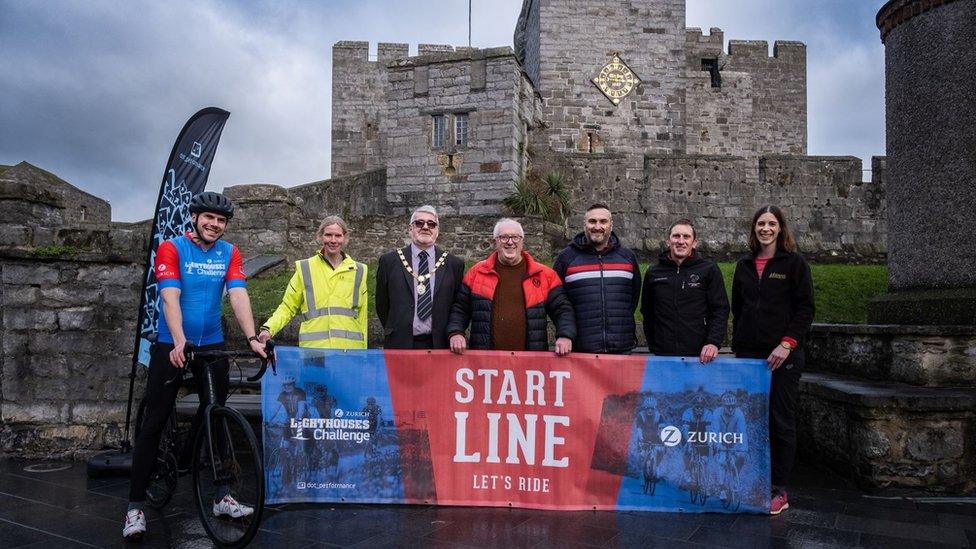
[{"xmin": 262, "ymin": 253, "xmax": 368, "ymax": 349}]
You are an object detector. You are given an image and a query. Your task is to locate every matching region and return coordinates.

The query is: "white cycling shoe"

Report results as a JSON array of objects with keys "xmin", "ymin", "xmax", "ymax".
[
  {"xmin": 212, "ymin": 495, "xmax": 254, "ymax": 519},
  {"xmin": 122, "ymin": 509, "xmax": 147, "ymax": 540}
]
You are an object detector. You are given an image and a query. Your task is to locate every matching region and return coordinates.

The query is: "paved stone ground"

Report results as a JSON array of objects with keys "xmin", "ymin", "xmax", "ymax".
[{"xmin": 0, "ymin": 458, "xmax": 973, "ymax": 548}]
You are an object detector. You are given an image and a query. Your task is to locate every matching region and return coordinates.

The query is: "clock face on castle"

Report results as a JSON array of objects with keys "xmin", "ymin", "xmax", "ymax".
[{"xmin": 592, "ymin": 54, "xmax": 640, "ymax": 105}]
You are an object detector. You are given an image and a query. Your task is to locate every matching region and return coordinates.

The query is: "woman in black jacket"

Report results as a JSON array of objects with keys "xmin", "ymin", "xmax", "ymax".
[{"xmin": 731, "ymin": 205, "xmax": 814, "ymax": 515}]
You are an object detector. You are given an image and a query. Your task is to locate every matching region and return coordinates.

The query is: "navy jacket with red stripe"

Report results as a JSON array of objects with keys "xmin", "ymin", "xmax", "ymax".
[
  {"xmin": 447, "ymin": 251, "xmax": 576, "ymax": 350},
  {"xmin": 553, "ymin": 232, "xmax": 641, "ymax": 353}
]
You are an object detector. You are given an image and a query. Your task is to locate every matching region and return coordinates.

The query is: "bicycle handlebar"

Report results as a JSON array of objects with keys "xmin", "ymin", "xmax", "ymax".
[
  {"xmin": 186, "ymin": 340, "xmax": 277, "ymax": 382},
  {"xmin": 165, "ymin": 341, "xmax": 277, "ymax": 386}
]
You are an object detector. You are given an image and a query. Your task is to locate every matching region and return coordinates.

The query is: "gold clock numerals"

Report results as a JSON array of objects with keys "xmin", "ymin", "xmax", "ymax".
[{"xmin": 592, "ymin": 54, "xmax": 640, "ymax": 106}]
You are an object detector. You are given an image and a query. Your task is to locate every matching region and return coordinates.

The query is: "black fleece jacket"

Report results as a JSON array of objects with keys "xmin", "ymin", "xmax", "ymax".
[
  {"xmin": 641, "ymin": 251, "xmax": 730, "ymax": 356},
  {"xmin": 731, "ymin": 250, "xmax": 815, "ymax": 354}
]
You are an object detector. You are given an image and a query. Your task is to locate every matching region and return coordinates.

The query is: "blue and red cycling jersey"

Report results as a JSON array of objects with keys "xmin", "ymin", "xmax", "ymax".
[{"xmin": 153, "ymin": 232, "xmax": 246, "ymax": 346}]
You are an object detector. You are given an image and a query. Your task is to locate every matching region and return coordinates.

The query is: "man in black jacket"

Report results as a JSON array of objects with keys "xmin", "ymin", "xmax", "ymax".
[
  {"xmin": 553, "ymin": 204, "xmax": 641, "ymax": 354},
  {"xmin": 376, "ymin": 205, "xmax": 465, "ymax": 349},
  {"xmin": 641, "ymin": 219, "xmax": 729, "ymax": 362}
]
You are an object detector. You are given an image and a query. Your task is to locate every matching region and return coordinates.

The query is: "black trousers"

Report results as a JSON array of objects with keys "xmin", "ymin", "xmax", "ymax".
[
  {"xmin": 736, "ymin": 346, "xmax": 803, "ymax": 490},
  {"xmin": 128, "ymin": 342, "xmax": 228, "ymax": 502}
]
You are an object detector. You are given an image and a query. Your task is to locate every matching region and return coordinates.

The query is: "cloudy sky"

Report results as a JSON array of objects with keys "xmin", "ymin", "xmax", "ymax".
[{"xmin": 0, "ymin": 0, "xmax": 888, "ymax": 222}]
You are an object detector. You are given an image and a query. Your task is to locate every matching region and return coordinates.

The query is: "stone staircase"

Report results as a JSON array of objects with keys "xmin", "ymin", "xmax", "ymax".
[{"xmin": 799, "ymin": 324, "xmax": 976, "ymax": 496}]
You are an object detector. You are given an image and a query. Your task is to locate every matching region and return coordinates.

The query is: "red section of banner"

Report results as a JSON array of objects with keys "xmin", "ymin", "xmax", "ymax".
[{"xmin": 385, "ymin": 350, "xmax": 646, "ymax": 510}]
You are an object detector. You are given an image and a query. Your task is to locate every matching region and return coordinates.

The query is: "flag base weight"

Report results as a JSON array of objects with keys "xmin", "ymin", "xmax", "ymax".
[{"xmin": 87, "ymin": 448, "xmax": 132, "ymax": 478}]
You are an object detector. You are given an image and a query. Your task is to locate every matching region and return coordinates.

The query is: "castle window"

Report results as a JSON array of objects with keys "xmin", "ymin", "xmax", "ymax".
[
  {"xmin": 432, "ymin": 115, "xmax": 446, "ymax": 148},
  {"xmin": 701, "ymin": 58, "xmax": 722, "ymax": 88},
  {"xmin": 454, "ymin": 113, "xmax": 469, "ymax": 147}
]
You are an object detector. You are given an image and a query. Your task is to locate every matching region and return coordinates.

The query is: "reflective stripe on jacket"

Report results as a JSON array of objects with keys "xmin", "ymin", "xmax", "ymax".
[{"xmin": 263, "ymin": 253, "xmax": 368, "ymax": 349}]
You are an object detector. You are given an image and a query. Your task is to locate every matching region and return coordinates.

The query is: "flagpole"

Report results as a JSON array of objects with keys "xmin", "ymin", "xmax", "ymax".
[{"xmin": 87, "ymin": 107, "xmax": 230, "ymax": 478}]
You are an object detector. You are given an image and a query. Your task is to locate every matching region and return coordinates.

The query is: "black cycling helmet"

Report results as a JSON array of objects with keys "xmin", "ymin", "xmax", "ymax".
[{"xmin": 189, "ymin": 191, "xmax": 234, "ymax": 219}]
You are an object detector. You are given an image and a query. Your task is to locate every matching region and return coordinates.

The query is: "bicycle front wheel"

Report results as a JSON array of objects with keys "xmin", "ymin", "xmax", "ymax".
[{"xmin": 191, "ymin": 406, "xmax": 264, "ymax": 548}]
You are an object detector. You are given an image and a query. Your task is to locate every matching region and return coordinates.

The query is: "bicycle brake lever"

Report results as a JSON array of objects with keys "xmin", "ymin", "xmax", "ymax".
[
  {"xmin": 183, "ymin": 342, "xmax": 196, "ymax": 363},
  {"xmin": 246, "ymin": 340, "xmax": 276, "ymax": 382},
  {"xmin": 266, "ymin": 340, "xmax": 277, "ymax": 376}
]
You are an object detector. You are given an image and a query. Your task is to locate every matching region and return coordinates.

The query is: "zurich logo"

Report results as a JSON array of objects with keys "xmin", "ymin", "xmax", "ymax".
[
  {"xmin": 334, "ymin": 409, "xmax": 344, "ymax": 418},
  {"xmin": 190, "ymin": 141, "xmax": 202, "ymax": 158},
  {"xmin": 660, "ymin": 425, "xmax": 682, "ymax": 447}
]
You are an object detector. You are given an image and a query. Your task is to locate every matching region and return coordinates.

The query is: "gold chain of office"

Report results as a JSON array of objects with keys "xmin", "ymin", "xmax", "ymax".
[{"xmin": 396, "ymin": 248, "xmax": 449, "ymax": 295}]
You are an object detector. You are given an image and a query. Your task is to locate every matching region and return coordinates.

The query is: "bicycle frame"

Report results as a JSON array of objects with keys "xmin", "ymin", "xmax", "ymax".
[{"xmin": 161, "ymin": 341, "xmax": 276, "ymax": 548}]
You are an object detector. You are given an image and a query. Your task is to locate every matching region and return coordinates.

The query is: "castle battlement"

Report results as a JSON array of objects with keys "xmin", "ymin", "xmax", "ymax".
[
  {"xmin": 332, "ymin": 41, "xmax": 411, "ymax": 62},
  {"xmin": 726, "ymin": 39, "xmax": 805, "ymax": 61},
  {"xmin": 333, "ymin": 41, "xmax": 515, "ymax": 70},
  {"xmin": 685, "ymin": 27, "xmax": 724, "ymax": 46},
  {"xmin": 771, "ymin": 40, "xmax": 806, "ymax": 61}
]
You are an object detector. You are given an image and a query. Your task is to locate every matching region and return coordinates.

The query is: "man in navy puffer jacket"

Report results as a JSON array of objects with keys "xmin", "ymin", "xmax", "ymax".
[{"xmin": 553, "ymin": 204, "xmax": 641, "ymax": 354}]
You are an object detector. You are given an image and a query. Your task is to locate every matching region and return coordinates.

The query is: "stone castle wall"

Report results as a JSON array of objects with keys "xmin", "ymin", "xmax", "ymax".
[
  {"xmin": 0, "ymin": 227, "xmax": 147, "ymax": 458},
  {"xmin": 1, "ymin": 163, "xmax": 112, "ymax": 249},
  {"xmin": 333, "ymin": 43, "xmax": 544, "ymax": 216},
  {"xmin": 331, "ymin": 41, "xmax": 395, "ymax": 177},
  {"xmin": 523, "ymin": 0, "xmax": 688, "ymax": 161},
  {"xmin": 384, "ymin": 47, "xmax": 533, "ymax": 215},
  {"xmin": 540, "ymin": 152, "xmax": 886, "ymax": 261},
  {"xmin": 684, "ymin": 29, "xmax": 806, "ymax": 156},
  {"xmin": 513, "ymin": 2, "xmax": 806, "ymax": 164},
  {"xmin": 223, "ymin": 178, "xmax": 557, "ymax": 266}
]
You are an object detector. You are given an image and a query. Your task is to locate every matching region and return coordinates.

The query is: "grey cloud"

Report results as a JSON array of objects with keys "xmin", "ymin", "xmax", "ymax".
[{"xmin": 1, "ymin": 0, "xmax": 888, "ymax": 221}]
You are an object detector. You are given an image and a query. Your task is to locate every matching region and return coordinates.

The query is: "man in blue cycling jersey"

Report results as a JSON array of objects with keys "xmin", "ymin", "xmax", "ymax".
[{"xmin": 123, "ymin": 192, "xmax": 266, "ymax": 541}]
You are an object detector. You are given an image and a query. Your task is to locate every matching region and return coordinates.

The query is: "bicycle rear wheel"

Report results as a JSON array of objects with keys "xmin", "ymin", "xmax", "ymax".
[{"xmin": 191, "ymin": 406, "xmax": 264, "ymax": 548}]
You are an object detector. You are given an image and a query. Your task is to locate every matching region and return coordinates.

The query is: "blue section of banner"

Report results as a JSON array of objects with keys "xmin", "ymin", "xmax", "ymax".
[
  {"xmin": 262, "ymin": 347, "xmax": 403, "ymax": 504},
  {"xmin": 616, "ymin": 356, "xmax": 771, "ymax": 513}
]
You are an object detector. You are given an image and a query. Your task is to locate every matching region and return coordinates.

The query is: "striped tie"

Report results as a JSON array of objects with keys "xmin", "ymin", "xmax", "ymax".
[{"xmin": 417, "ymin": 250, "xmax": 432, "ymax": 320}]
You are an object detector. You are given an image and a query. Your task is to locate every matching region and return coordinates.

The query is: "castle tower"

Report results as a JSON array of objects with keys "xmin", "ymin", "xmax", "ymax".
[
  {"xmin": 515, "ymin": 0, "xmax": 806, "ymax": 160},
  {"xmin": 870, "ymin": 0, "xmax": 976, "ymax": 323},
  {"xmin": 516, "ymin": 0, "xmax": 689, "ymax": 157}
]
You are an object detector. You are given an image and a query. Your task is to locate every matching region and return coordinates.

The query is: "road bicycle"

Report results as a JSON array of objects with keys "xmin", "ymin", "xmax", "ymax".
[
  {"xmin": 135, "ymin": 341, "xmax": 276, "ymax": 548},
  {"xmin": 716, "ymin": 445, "xmax": 743, "ymax": 512},
  {"xmin": 686, "ymin": 445, "xmax": 710, "ymax": 506},
  {"xmin": 639, "ymin": 441, "xmax": 664, "ymax": 496}
]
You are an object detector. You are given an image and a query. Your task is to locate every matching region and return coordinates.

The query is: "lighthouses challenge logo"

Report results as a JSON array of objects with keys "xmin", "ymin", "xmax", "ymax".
[
  {"xmin": 289, "ymin": 408, "xmax": 372, "ymax": 443},
  {"xmin": 262, "ymin": 352, "xmax": 403, "ymax": 504}
]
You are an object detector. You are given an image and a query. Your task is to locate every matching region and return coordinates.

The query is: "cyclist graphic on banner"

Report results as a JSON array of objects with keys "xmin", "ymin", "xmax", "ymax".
[
  {"xmin": 266, "ymin": 375, "xmax": 311, "ymax": 497},
  {"xmin": 635, "ymin": 396, "xmax": 665, "ymax": 495}
]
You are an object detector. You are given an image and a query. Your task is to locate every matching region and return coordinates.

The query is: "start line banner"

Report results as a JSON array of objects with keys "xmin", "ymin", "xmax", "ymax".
[{"xmin": 262, "ymin": 348, "xmax": 771, "ymax": 513}]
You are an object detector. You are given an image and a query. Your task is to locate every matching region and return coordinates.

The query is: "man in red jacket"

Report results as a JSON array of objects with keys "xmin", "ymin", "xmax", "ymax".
[{"xmin": 447, "ymin": 218, "xmax": 576, "ymax": 355}]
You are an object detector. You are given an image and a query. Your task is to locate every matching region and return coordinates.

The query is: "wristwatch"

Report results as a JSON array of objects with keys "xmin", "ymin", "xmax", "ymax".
[{"xmin": 247, "ymin": 335, "xmax": 261, "ymax": 343}]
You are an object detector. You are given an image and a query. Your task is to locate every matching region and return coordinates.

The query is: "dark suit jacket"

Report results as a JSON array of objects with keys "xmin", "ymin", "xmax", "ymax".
[{"xmin": 376, "ymin": 245, "xmax": 465, "ymax": 349}]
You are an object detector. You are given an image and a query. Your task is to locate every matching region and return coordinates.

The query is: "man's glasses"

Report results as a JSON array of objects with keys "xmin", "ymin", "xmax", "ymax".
[
  {"xmin": 412, "ymin": 220, "xmax": 438, "ymax": 229},
  {"xmin": 495, "ymin": 235, "xmax": 523, "ymax": 243}
]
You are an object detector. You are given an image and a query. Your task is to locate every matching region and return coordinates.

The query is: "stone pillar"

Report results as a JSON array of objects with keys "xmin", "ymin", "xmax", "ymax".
[{"xmin": 869, "ymin": 0, "xmax": 976, "ymax": 324}]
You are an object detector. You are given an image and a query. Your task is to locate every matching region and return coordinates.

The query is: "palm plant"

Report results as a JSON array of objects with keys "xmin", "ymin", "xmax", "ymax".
[
  {"xmin": 503, "ymin": 177, "xmax": 548, "ymax": 217},
  {"xmin": 543, "ymin": 172, "xmax": 571, "ymax": 221}
]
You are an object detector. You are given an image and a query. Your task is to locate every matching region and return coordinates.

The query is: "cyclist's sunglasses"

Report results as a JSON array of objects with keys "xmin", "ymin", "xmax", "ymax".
[{"xmin": 412, "ymin": 220, "xmax": 438, "ymax": 229}]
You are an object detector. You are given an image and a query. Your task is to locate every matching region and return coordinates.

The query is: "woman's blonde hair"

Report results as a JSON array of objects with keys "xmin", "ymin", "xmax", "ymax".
[{"xmin": 318, "ymin": 215, "xmax": 349, "ymax": 236}]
